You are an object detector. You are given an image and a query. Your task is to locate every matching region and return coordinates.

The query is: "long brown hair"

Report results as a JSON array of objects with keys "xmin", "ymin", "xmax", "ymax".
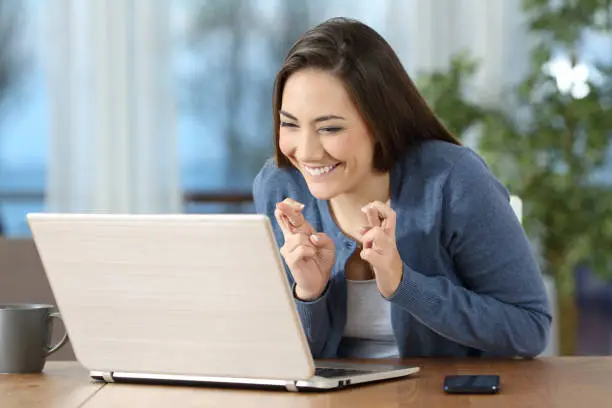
[{"xmin": 272, "ymin": 17, "xmax": 461, "ymax": 171}]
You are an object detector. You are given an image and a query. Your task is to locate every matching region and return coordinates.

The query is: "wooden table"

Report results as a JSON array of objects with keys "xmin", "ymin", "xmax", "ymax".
[
  {"xmin": 0, "ymin": 362, "xmax": 103, "ymax": 408},
  {"xmin": 2, "ymin": 357, "xmax": 612, "ymax": 407}
]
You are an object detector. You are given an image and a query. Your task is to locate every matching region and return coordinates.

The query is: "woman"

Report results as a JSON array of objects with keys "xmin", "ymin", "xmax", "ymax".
[{"xmin": 252, "ymin": 17, "xmax": 551, "ymax": 359}]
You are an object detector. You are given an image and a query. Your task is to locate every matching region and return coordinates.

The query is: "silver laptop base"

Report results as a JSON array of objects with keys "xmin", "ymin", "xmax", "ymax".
[{"xmin": 90, "ymin": 364, "xmax": 419, "ymax": 392}]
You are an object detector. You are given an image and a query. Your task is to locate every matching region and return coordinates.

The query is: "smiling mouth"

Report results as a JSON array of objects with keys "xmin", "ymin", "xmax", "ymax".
[{"xmin": 302, "ymin": 162, "xmax": 342, "ymax": 176}]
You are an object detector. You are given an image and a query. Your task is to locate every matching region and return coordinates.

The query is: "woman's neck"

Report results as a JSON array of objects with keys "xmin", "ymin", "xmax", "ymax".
[
  {"xmin": 329, "ymin": 171, "xmax": 390, "ymax": 240},
  {"xmin": 332, "ymin": 172, "xmax": 390, "ymax": 209}
]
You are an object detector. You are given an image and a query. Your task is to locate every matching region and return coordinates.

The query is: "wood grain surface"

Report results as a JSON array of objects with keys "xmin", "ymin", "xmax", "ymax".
[
  {"xmin": 0, "ymin": 362, "xmax": 102, "ymax": 408},
  {"xmin": 82, "ymin": 357, "xmax": 612, "ymax": 408},
  {"xmin": 5, "ymin": 357, "xmax": 608, "ymax": 408}
]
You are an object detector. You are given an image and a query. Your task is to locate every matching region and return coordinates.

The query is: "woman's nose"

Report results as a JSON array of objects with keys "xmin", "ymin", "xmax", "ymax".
[{"xmin": 295, "ymin": 132, "xmax": 324, "ymax": 161}]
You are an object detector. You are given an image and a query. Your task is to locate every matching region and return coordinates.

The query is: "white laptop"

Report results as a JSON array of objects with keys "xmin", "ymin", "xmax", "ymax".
[{"xmin": 26, "ymin": 213, "xmax": 419, "ymax": 391}]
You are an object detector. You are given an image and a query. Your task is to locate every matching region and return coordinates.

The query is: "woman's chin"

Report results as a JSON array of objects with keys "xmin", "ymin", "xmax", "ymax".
[{"xmin": 305, "ymin": 182, "xmax": 342, "ymax": 201}]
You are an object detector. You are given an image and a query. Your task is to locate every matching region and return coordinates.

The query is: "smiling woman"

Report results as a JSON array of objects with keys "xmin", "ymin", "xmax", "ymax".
[{"xmin": 252, "ymin": 17, "xmax": 552, "ymax": 360}]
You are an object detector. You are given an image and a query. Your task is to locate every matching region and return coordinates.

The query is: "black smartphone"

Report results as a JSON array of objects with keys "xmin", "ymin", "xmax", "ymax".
[{"xmin": 443, "ymin": 375, "xmax": 500, "ymax": 394}]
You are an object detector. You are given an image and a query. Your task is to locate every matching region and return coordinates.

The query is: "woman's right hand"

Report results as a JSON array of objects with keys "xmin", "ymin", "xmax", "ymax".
[{"xmin": 275, "ymin": 198, "xmax": 335, "ymax": 301}]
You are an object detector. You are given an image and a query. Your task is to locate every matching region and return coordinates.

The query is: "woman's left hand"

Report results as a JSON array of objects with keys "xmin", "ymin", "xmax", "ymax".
[{"xmin": 359, "ymin": 201, "xmax": 403, "ymax": 298}]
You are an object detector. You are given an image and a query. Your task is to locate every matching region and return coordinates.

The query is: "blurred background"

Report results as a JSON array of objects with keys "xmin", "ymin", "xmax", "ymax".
[{"xmin": 0, "ymin": 0, "xmax": 611, "ymax": 357}]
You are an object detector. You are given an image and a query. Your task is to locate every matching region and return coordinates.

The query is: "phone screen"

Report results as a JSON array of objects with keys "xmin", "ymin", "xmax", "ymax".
[{"xmin": 443, "ymin": 375, "xmax": 500, "ymax": 394}]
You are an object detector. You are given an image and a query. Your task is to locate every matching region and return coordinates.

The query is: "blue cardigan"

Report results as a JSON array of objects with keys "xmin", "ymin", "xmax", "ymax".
[{"xmin": 252, "ymin": 140, "xmax": 552, "ymax": 358}]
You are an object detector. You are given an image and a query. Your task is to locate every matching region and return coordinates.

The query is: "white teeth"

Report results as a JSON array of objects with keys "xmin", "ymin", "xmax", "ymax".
[{"xmin": 304, "ymin": 164, "xmax": 337, "ymax": 176}]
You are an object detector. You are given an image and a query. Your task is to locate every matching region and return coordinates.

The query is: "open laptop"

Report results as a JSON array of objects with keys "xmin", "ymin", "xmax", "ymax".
[{"xmin": 26, "ymin": 213, "xmax": 419, "ymax": 391}]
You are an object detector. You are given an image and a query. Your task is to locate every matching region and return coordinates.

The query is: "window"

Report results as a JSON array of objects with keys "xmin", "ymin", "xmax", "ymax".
[
  {"xmin": 581, "ymin": 28, "xmax": 612, "ymax": 185},
  {"xmin": 0, "ymin": 0, "xmax": 48, "ymax": 237}
]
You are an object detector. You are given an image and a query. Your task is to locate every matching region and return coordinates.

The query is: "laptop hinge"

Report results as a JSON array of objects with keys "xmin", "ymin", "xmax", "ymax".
[
  {"xmin": 102, "ymin": 371, "xmax": 115, "ymax": 383},
  {"xmin": 285, "ymin": 382, "xmax": 298, "ymax": 392}
]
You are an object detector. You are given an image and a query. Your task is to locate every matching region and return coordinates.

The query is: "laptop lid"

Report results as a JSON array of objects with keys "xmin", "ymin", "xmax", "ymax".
[{"xmin": 26, "ymin": 213, "xmax": 314, "ymax": 381}]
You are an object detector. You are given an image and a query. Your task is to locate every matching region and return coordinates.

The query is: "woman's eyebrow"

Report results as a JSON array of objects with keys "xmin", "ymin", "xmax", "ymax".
[
  {"xmin": 279, "ymin": 110, "xmax": 345, "ymax": 123},
  {"xmin": 279, "ymin": 110, "xmax": 298, "ymax": 121},
  {"xmin": 314, "ymin": 114, "xmax": 345, "ymax": 123}
]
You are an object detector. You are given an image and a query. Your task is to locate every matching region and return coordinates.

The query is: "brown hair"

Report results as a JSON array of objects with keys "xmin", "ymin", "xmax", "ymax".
[{"xmin": 272, "ymin": 17, "xmax": 461, "ymax": 171}]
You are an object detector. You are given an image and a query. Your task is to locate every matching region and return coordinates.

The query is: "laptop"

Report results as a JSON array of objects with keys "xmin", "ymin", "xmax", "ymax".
[{"xmin": 26, "ymin": 212, "xmax": 419, "ymax": 391}]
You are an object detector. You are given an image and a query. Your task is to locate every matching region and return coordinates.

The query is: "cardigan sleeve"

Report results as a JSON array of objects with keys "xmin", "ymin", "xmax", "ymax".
[{"xmin": 386, "ymin": 151, "xmax": 552, "ymax": 357}]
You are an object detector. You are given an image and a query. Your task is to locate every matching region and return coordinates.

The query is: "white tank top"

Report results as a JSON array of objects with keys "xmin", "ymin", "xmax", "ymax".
[{"xmin": 341, "ymin": 279, "xmax": 399, "ymax": 358}]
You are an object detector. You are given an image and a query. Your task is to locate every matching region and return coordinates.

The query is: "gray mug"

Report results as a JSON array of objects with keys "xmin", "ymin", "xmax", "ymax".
[{"xmin": 0, "ymin": 304, "xmax": 69, "ymax": 374}]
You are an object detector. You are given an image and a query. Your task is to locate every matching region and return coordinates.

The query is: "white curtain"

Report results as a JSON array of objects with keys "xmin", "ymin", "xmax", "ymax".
[
  {"xmin": 43, "ymin": 0, "xmax": 181, "ymax": 214},
  {"xmin": 389, "ymin": 0, "xmax": 528, "ymax": 104}
]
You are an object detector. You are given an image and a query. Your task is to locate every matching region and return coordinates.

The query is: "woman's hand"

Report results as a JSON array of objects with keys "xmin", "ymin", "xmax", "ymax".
[
  {"xmin": 359, "ymin": 201, "xmax": 403, "ymax": 298},
  {"xmin": 275, "ymin": 198, "xmax": 335, "ymax": 301}
]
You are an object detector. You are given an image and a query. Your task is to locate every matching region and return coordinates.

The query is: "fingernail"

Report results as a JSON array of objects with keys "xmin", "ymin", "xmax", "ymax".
[
  {"xmin": 359, "ymin": 226, "xmax": 370, "ymax": 234},
  {"xmin": 287, "ymin": 198, "xmax": 304, "ymax": 208},
  {"xmin": 310, "ymin": 234, "xmax": 320, "ymax": 242},
  {"xmin": 288, "ymin": 217, "xmax": 296, "ymax": 226}
]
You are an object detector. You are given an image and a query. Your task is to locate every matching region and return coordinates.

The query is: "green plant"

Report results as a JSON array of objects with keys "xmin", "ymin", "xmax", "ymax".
[{"xmin": 417, "ymin": 0, "xmax": 612, "ymax": 299}]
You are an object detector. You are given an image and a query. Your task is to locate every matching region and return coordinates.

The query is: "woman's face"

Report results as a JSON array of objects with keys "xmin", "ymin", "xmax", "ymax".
[{"xmin": 278, "ymin": 68, "xmax": 376, "ymax": 200}]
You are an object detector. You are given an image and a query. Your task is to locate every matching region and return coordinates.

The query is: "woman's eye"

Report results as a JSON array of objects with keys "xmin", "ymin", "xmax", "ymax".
[
  {"xmin": 320, "ymin": 126, "xmax": 343, "ymax": 134},
  {"xmin": 280, "ymin": 121, "xmax": 298, "ymax": 128}
]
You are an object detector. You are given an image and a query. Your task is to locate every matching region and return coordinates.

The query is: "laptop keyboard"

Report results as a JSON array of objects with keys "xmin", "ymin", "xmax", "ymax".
[{"xmin": 314, "ymin": 367, "xmax": 373, "ymax": 378}]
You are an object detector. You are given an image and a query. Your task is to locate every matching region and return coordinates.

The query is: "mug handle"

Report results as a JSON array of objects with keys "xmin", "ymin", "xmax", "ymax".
[{"xmin": 47, "ymin": 312, "xmax": 69, "ymax": 356}]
